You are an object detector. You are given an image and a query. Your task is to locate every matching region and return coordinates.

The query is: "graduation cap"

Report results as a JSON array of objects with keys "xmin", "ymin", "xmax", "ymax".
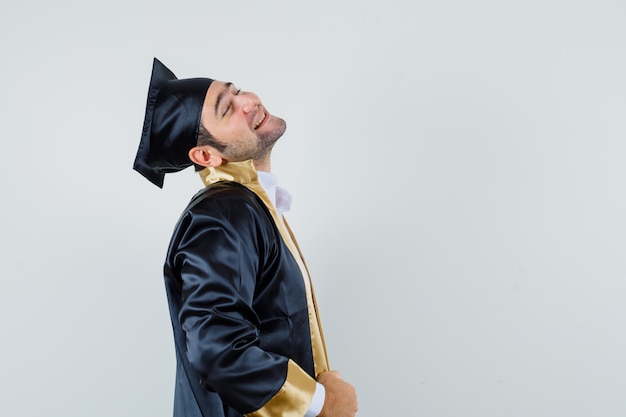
[{"xmin": 134, "ymin": 58, "xmax": 214, "ymax": 187}]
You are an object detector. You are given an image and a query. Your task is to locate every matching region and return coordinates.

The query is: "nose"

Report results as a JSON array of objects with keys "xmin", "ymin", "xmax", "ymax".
[{"xmin": 240, "ymin": 92, "xmax": 261, "ymax": 114}]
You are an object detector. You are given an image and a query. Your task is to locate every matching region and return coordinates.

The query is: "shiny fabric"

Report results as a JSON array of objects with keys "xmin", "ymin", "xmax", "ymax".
[
  {"xmin": 246, "ymin": 360, "xmax": 317, "ymax": 417},
  {"xmin": 134, "ymin": 58, "xmax": 213, "ymax": 188},
  {"xmin": 199, "ymin": 162, "xmax": 330, "ymax": 377},
  {"xmin": 164, "ymin": 162, "xmax": 324, "ymax": 417}
]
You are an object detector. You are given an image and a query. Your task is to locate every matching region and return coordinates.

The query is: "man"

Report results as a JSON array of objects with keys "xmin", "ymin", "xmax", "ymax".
[{"xmin": 134, "ymin": 58, "xmax": 357, "ymax": 417}]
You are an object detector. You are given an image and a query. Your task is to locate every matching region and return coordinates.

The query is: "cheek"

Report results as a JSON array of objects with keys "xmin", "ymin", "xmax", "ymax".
[
  {"xmin": 210, "ymin": 113, "xmax": 255, "ymax": 143},
  {"xmin": 231, "ymin": 118, "xmax": 255, "ymax": 138},
  {"xmin": 215, "ymin": 125, "xmax": 254, "ymax": 147}
]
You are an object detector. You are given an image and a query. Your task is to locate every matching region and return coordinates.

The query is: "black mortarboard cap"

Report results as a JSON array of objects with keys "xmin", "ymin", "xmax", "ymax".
[{"xmin": 134, "ymin": 58, "xmax": 213, "ymax": 187}]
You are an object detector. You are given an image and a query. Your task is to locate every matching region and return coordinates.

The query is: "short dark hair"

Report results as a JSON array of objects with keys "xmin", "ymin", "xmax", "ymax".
[{"xmin": 194, "ymin": 123, "xmax": 227, "ymax": 170}]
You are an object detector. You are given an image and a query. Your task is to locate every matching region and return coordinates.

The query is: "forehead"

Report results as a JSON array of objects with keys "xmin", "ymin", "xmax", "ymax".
[
  {"xmin": 202, "ymin": 80, "xmax": 233, "ymax": 119},
  {"xmin": 203, "ymin": 80, "xmax": 231, "ymax": 106},
  {"xmin": 201, "ymin": 80, "xmax": 232, "ymax": 121}
]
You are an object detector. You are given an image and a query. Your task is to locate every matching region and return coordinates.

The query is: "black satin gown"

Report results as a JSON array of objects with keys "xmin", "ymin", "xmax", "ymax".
[{"xmin": 163, "ymin": 182, "xmax": 315, "ymax": 417}]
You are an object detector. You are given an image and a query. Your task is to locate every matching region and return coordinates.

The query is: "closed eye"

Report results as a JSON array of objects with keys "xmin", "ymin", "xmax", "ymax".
[{"xmin": 222, "ymin": 88, "xmax": 242, "ymax": 117}]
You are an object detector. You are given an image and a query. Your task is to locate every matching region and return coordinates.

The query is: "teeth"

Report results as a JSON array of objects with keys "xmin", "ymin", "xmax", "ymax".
[{"xmin": 254, "ymin": 112, "xmax": 266, "ymax": 129}]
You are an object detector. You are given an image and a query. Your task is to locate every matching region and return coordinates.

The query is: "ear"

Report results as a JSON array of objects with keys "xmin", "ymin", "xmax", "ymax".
[{"xmin": 188, "ymin": 146, "xmax": 223, "ymax": 168}]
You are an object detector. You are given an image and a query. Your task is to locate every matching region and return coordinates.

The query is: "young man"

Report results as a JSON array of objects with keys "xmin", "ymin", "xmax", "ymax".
[{"xmin": 134, "ymin": 58, "xmax": 357, "ymax": 417}]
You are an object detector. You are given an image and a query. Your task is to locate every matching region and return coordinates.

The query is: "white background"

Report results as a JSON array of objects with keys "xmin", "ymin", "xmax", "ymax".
[{"xmin": 1, "ymin": 1, "xmax": 626, "ymax": 416}]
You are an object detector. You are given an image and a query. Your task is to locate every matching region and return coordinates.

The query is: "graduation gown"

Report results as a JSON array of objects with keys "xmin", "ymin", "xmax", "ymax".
[{"xmin": 163, "ymin": 161, "xmax": 329, "ymax": 417}]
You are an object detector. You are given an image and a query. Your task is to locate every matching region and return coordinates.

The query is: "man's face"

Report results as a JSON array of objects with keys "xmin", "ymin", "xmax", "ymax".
[{"xmin": 199, "ymin": 80, "xmax": 286, "ymax": 162}]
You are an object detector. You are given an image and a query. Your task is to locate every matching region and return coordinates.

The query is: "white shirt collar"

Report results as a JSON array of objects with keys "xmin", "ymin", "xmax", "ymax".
[{"xmin": 256, "ymin": 171, "xmax": 292, "ymax": 215}]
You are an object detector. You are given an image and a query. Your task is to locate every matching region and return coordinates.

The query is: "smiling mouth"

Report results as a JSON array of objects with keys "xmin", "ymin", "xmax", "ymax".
[{"xmin": 254, "ymin": 111, "xmax": 267, "ymax": 130}]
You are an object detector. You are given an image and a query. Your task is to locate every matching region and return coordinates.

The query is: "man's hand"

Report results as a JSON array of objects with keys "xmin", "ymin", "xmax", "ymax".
[{"xmin": 317, "ymin": 370, "xmax": 358, "ymax": 417}]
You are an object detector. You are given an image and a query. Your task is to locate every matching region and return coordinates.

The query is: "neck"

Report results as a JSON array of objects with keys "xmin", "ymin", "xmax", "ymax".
[{"xmin": 253, "ymin": 155, "xmax": 271, "ymax": 172}]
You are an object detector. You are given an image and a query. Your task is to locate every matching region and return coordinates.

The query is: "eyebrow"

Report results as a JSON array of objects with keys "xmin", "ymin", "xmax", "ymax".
[{"xmin": 214, "ymin": 82, "xmax": 233, "ymax": 117}]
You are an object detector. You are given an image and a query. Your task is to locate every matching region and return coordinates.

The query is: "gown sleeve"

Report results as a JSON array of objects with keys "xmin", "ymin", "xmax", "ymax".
[{"xmin": 169, "ymin": 194, "xmax": 316, "ymax": 416}]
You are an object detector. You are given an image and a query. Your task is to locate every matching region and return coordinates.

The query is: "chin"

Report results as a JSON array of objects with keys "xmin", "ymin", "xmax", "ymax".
[
  {"xmin": 275, "ymin": 117, "xmax": 287, "ymax": 137},
  {"xmin": 260, "ymin": 117, "xmax": 286, "ymax": 143}
]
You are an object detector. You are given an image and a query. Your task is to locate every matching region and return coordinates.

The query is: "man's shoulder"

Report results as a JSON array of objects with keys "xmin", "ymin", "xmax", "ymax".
[
  {"xmin": 180, "ymin": 181, "xmax": 267, "ymax": 220},
  {"xmin": 167, "ymin": 181, "xmax": 274, "ymax": 250},
  {"xmin": 189, "ymin": 181, "xmax": 254, "ymax": 207},
  {"xmin": 166, "ymin": 182, "xmax": 274, "ymax": 267}
]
